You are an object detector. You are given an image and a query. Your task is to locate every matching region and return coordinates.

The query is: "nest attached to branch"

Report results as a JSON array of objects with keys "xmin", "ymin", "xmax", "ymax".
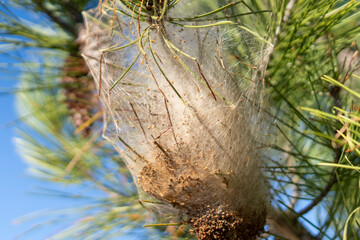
[{"xmin": 82, "ymin": 1, "xmax": 273, "ymax": 238}]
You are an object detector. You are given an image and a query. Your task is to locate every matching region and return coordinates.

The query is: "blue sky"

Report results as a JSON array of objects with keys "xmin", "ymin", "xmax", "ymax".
[{"xmin": 0, "ymin": 75, "xmax": 74, "ymax": 239}]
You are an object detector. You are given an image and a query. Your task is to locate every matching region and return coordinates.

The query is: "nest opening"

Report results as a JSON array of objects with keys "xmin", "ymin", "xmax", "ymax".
[{"xmin": 137, "ymin": 153, "xmax": 267, "ymax": 240}]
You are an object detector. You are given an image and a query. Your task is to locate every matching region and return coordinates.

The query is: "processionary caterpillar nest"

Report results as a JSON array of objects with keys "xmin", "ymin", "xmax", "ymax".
[{"xmin": 82, "ymin": 1, "xmax": 273, "ymax": 239}]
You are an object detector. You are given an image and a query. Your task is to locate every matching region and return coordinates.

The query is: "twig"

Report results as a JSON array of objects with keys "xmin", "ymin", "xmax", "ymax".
[
  {"xmin": 130, "ymin": 102, "xmax": 148, "ymax": 140},
  {"xmin": 164, "ymin": 98, "xmax": 177, "ymax": 144}
]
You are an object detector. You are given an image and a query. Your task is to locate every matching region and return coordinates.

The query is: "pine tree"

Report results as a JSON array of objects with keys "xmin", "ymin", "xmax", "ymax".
[{"xmin": 1, "ymin": 0, "xmax": 360, "ymax": 239}]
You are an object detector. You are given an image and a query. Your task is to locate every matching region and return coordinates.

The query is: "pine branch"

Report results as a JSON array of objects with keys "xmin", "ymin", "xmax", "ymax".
[
  {"xmin": 3, "ymin": 0, "xmax": 360, "ymax": 238},
  {"xmin": 298, "ymin": 66, "xmax": 347, "ymax": 216},
  {"xmin": 32, "ymin": 0, "xmax": 78, "ymax": 37}
]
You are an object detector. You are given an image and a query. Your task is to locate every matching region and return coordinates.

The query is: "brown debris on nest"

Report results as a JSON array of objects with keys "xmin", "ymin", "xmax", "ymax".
[{"xmin": 137, "ymin": 147, "xmax": 266, "ymax": 240}]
